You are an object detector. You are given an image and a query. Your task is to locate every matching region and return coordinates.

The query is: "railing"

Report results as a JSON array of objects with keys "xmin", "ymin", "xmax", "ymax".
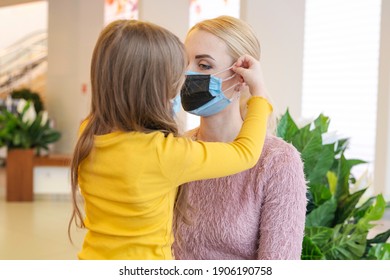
[{"xmin": 0, "ymin": 30, "xmax": 47, "ymax": 96}]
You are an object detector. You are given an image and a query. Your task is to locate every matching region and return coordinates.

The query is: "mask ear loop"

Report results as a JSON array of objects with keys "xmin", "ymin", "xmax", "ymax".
[
  {"xmin": 218, "ymin": 65, "xmax": 240, "ymax": 100},
  {"xmin": 223, "ymin": 83, "xmax": 241, "ymax": 101},
  {"xmin": 212, "ymin": 65, "xmax": 236, "ymax": 81}
]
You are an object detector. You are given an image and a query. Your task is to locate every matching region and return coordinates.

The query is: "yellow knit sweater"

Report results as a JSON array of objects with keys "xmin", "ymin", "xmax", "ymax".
[{"xmin": 77, "ymin": 96, "xmax": 272, "ymax": 259}]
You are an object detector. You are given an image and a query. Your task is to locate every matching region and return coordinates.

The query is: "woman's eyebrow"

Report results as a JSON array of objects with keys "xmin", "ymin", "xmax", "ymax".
[{"xmin": 195, "ymin": 54, "xmax": 215, "ymax": 60}]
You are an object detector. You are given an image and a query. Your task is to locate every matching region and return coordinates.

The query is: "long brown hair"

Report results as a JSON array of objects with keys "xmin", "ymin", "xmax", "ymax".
[{"xmin": 68, "ymin": 20, "xmax": 187, "ymax": 241}]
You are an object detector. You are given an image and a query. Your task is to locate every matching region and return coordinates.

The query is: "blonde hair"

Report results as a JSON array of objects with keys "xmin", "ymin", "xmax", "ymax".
[
  {"xmin": 188, "ymin": 15, "xmax": 276, "ymax": 133},
  {"xmin": 68, "ymin": 20, "xmax": 187, "ymax": 241}
]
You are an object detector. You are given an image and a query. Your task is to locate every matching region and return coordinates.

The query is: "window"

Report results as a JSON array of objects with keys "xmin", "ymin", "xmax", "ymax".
[{"xmin": 302, "ymin": 0, "xmax": 381, "ymax": 182}]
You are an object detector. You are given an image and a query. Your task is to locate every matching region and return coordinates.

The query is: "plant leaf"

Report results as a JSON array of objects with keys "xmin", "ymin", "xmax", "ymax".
[
  {"xmin": 301, "ymin": 235, "xmax": 326, "ymax": 260},
  {"xmin": 307, "ymin": 143, "xmax": 335, "ymax": 185},
  {"xmin": 306, "ymin": 198, "xmax": 337, "ymax": 227},
  {"xmin": 276, "ymin": 109, "xmax": 299, "ymax": 142},
  {"xmin": 327, "ymin": 171, "xmax": 337, "ymax": 195},
  {"xmin": 354, "ymin": 196, "xmax": 376, "ymax": 221},
  {"xmin": 313, "ymin": 113, "xmax": 330, "ymax": 133},
  {"xmin": 305, "ymin": 226, "xmax": 334, "ymax": 248},
  {"xmin": 291, "ymin": 123, "xmax": 312, "ymax": 152},
  {"xmin": 335, "ymin": 188, "xmax": 367, "ymax": 225},
  {"xmin": 367, "ymin": 243, "xmax": 390, "ymax": 260},
  {"xmin": 367, "ymin": 229, "xmax": 390, "ymax": 245},
  {"xmin": 323, "ymin": 223, "xmax": 367, "ymax": 260},
  {"xmin": 310, "ymin": 184, "xmax": 332, "ymax": 206},
  {"xmin": 335, "ymin": 154, "xmax": 351, "ymax": 200},
  {"xmin": 334, "ymin": 137, "xmax": 349, "ymax": 155},
  {"xmin": 358, "ymin": 194, "xmax": 386, "ymax": 231}
]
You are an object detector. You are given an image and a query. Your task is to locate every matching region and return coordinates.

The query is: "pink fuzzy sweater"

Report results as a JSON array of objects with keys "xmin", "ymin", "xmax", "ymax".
[{"xmin": 173, "ymin": 134, "xmax": 307, "ymax": 260}]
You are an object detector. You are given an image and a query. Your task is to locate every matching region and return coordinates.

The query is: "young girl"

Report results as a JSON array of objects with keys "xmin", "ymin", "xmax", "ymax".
[{"xmin": 69, "ymin": 19, "xmax": 272, "ymax": 260}]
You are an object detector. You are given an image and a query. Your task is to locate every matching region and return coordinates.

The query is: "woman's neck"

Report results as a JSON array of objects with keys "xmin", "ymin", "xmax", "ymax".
[{"xmin": 196, "ymin": 104, "xmax": 243, "ymax": 143}]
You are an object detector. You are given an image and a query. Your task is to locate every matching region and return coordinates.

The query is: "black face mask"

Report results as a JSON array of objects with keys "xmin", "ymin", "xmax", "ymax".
[{"xmin": 180, "ymin": 74, "xmax": 215, "ymax": 111}]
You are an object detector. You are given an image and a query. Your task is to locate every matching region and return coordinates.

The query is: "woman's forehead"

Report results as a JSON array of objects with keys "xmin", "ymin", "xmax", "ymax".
[{"xmin": 185, "ymin": 29, "xmax": 229, "ymax": 59}]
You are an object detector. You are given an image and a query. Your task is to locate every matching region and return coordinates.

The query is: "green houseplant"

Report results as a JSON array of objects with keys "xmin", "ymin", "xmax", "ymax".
[
  {"xmin": 277, "ymin": 110, "xmax": 390, "ymax": 260},
  {"xmin": 0, "ymin": 97, "xmax": 61, "ymax": 155}
]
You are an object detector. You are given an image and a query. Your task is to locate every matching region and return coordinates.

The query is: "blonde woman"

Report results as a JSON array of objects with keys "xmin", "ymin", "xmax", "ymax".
[{"xmin": 173, "ymin": 16, "xmax": 307, "ymax": 260}]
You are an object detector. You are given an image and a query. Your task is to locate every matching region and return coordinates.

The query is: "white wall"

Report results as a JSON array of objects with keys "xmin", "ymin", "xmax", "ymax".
[
  {"xmin": 139, "ymin": 0, "xmax": 189, "ymax": 41},
  {"xmin": 34, "ymin": 167, "xmax": 70, "ymax": 195},
  {"xmin": 241, "ymin": 0, "xmax": 305, "ymax": 120},
  {"xmin": 46, "ymin": 0, "xmax": 104, "ymax": 154},
  {"xmin": 374, "ymin": 0, "xmax": 390, "ymax": 198}
]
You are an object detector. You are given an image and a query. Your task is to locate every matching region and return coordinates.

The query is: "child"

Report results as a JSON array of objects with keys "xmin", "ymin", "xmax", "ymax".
[{"xmin": 69, "ymin": 19, "xmax": 272, "ymax": 260}]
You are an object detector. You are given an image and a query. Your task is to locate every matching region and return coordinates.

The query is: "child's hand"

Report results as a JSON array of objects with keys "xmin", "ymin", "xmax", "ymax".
[{"xmin": 232, "ymin": 55, "xmax": 268, "ymax": 98}]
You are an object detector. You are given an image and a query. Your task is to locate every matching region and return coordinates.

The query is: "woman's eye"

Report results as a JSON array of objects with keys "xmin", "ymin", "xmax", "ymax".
[{"xmin": 199, "ymin": 64, "xmax": 212, "ymax": 70}]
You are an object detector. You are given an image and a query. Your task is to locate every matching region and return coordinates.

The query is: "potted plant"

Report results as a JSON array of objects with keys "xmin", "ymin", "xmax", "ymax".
[
  {"xmin": 0, "ymin": 96, "xmax": 61, "ymax": 201},
  {"xmin": 277, "ymin": 110, "xmax": 390, "ymax": 260},
  {"xmin": 0, "ymin": 98, "xmax": 60, "ymax": 155}
]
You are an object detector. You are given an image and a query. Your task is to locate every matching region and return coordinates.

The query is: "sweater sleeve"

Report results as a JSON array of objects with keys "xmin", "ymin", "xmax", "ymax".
[
  {"xmin": 257, "ymin": 143, "xmax": 307, "ymax": 260},
  {"xmin": 160, "ymin": 97, "xmax": 272, "ymax": 186}
]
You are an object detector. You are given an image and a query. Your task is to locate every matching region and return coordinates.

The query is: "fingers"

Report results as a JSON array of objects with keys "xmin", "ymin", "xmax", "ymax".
[
  {"xmin": 232, "ymin": 55, "xmax": 256, "ymax": 77},
  {"xmin": 231, "ymin": 65, "xmax": 247, "ymax": 78},
  {"xmin": 231, "ymin": 55, "xmax": 256, "ymax": 83},
  {"xmin": 231, "ymin": 54, "xmax": 266, "ymax": 98},
  {"xmin": 233, "ymin": 54, "xmax": 256, "ymax": 69}
]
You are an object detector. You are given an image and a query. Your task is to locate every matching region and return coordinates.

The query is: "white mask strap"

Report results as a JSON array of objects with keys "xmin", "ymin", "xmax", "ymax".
[
  {"xmin": 224, "ymin": 83, "xmax": 241, "ymax": 101},
  {"xmin": 212, "ymin": 65, "xmax": 236, "ymax": 81}
]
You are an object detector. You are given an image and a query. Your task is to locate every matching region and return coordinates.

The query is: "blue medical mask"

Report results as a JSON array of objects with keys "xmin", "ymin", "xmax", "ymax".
[
  {"xmin": 180, "ymin": 66, "xmax": 239, "ymax": 117},
  {"xmin": 171, "ymin": 94, "xmax": 181, "ymax": 116}
]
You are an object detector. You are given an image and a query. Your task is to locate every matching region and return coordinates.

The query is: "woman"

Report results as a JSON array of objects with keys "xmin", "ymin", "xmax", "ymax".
[{"xmin": 173, "ymin": 16, "xmax": 307, "ymax": 260}]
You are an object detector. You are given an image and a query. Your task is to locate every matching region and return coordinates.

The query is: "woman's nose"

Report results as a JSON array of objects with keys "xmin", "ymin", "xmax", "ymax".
[{"xmin": 186, "ymin": 62, "xmax": 196, "ymax": 72}]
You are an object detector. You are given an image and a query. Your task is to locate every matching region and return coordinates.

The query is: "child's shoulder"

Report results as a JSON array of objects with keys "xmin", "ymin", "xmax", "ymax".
[{"xmin": 183, "ymin": 127, "xmax": 199, "ymax": 140}]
